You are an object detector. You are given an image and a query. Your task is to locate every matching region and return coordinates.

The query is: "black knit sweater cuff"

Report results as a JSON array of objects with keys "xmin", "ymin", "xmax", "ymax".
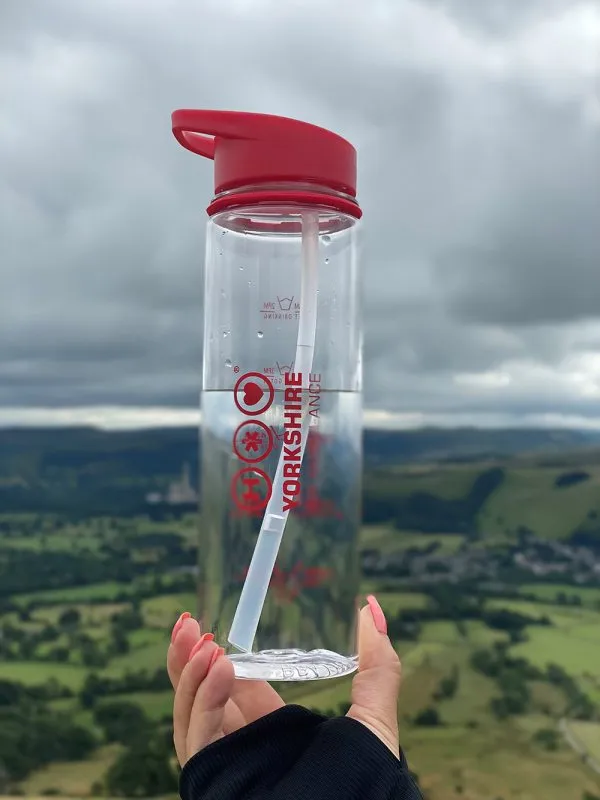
[{"xmin": 180, "ymin": 705, "xmax": 422, "ymax": 800}]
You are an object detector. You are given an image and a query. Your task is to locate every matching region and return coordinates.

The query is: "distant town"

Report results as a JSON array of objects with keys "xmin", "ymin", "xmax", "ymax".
[{"xmin": 362, "ymin": 534, "xmax": 600, "ymax": 589}]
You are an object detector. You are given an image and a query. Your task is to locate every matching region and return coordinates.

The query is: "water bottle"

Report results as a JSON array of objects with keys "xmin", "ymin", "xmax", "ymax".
[{"xmin": 172, "ymin": 109, "xmax": 362, "ymax": 681}]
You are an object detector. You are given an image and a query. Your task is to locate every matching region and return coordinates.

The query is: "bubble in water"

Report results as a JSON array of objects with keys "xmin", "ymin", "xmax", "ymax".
[
  {"xmin": 239, "ymin": 266, "xmax": 244, "ymax": 271},
  {"xmin": 324, "ymin": 257, "xmax": 329, "ymax": 265},
  {"xmin": 225, "ymin": 359, "xmax": 232, "ymax": 368},
  {"xmin": 322, "ymin": 235, "xmax": 331, "ymax": 244},
  {"xmin": 223, "ymin": 330, "xmax": 230, "ymax": 338},
  {"xmin": 257, "ymin": 331, "xmax": 264, "ymax": 338}
]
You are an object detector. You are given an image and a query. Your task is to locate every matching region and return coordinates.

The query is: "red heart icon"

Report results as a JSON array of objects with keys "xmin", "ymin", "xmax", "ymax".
[{"xmin": 243, "ymin": 381, "xmax": 264, "ymax": 407}]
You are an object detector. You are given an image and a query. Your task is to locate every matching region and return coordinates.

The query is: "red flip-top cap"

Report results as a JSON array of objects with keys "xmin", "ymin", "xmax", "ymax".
[{"xmin": 171, "ymin": 109, "xmax": 361, "ymax": 218}]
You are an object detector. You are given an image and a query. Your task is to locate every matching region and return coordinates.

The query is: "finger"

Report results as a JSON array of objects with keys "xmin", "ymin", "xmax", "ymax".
[
  {"xmin": 173, "ymin": 636, "xmax": 220, "ymax": 765},
  {"xmin": 222, "ymin": 696, "xmax": 247, "ymax": 736},
  {"xmin": 187, "ymin": 649, "xmax": 235, "ymax": 756},
  {"xmin": 230, "ymin": 679, "xmax": 285, "ymax": 725},
  {"xmin": 167, "ymin": 614, "xmax": 202, "ymax": 690},
  {"xmin": 347, "ymin": 596, "xmax": 402, "ymax": 757}
]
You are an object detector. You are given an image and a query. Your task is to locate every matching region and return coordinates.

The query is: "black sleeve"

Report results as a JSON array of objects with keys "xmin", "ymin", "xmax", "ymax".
[{"xmin": 180, "ymin": 704, "xmax": 423, "ymax": 800}]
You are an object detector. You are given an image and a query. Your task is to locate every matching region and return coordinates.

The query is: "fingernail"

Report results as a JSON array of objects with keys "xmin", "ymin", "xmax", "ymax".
[
  {"xmin": 171, "ymin": 612, "xmax": 191, "ymax": 644},
  {"xmin": 367, "ymin": 595, "xmax": 387, "ymax": 635},
  {"xmin": 187, "ymin": 632, "xmax": 215, "ymax": 661},
  {"xmin": 208, "ymin": 647, "xmax": 225, "ymax": 670}
]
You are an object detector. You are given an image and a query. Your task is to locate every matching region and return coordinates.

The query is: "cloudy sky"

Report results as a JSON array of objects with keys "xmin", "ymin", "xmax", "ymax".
[{"xmin": 1, "ymin": 0, "xmax": 599, "ymax": 429}]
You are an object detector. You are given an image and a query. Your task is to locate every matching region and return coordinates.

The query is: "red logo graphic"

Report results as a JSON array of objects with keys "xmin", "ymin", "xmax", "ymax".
[
  {"xmin": 232, "ymin": 420, "xmax": 274, "ymax": 464},
  {"xmin": 230, "ymin": 467, "xmax": 272, "ymax": 514},
  {"xmin": 237, "ymin": 562, "xmax": 332, "ymax": 603},
  {"xmin": 233, "ymin": 372, "xmax": 274, "ymax": 417}
]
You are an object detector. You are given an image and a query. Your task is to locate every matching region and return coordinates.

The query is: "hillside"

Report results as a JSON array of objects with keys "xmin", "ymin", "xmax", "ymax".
[
  {"xmin": 0, "ymin": 425, "xmax": 597, "ymax": 516},
  {"xmin": 0, "ymin": 430, "xmax": 599, "ymax": 798},
  {"xmin": 364, "ymin": 461, "xmax": 600, "ymax": 545}
]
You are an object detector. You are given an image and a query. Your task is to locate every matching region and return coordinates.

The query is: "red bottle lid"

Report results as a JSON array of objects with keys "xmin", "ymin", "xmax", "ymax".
[{"xmin": 171, "ymin": 109, "xmax": 361, "ymax": 218}]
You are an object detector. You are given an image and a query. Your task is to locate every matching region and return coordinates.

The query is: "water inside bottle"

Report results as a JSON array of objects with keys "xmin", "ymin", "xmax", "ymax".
[{"xmin": 198, "ymin": 388, "xmax": 362, "ymax": 680}]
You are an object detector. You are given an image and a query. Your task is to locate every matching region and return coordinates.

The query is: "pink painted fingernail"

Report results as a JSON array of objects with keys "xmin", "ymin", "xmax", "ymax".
[
  {"xmin": 187, "ymin": 632, "xmax": 215, "ymax": 661},
  {"xmin": 367, "ymin": 595, "xmax": 387, "ymax": 635},
  {"xmin": 208, "ymin": 647, "xmax": 225, "ymax": 670},
  {"xmin": 171, "ymin": 612, "xmax": 191, "ymax": 644}
]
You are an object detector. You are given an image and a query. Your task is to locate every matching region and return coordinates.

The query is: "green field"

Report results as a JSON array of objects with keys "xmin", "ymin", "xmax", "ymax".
[
  {"xmin": 288, "ymin": 616, "xmax": 600, "ymax": 800},
  {"xmin": 360, "ymin": 526, "xmax": 464, "ymax": 554},
  {"xmin": 0, "ymin": 661, "xmax": 88, "ymax": 689},
  {"xmin": 103, "ymin": 638, "xmax": 169, "ymax": 677},
  {"xmin": 364, "ymin": 459, "xmax": 600, "ymax": 542},
  {"xmin": 5, "ymin": 594, "xmax": 600, "ymax": 800},
  {"xmin": 14, "ymin": 581, "xmax": 135, "ymax": 606},
  {"xmin": 366, "ymin": 464, "xmax": 484, "ymax": 501},
  {"xmin": 521, "ymin": 583, "xmax": 600, "ymax": 607},
  {"xmin": 512, "ymin": 627, "xmax": 600, "ymax": 676},
  {"xmin": 141, "ymin": 592, "xmax": 197, "ymax": 627},
  {"xmin": 20, "ymin": 745, "xmax": 123, "ymax": 797},
  {"xmin": 369, "ymin": 591, "xmax": 429, "ymax": 615},
  {"xmin": 478, "ymin": 465, "xmax": 600, "ymax": 540},
  {"xmin": 568, "ymin": 721, "xmax": 600, "ymax": 761},
  {"xmin": 2, "ymin": 465, "xmax": 600, "ymax": 800}
]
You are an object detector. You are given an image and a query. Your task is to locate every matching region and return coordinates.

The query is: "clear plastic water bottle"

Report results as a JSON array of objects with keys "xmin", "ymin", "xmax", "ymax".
[{"xmin": 172, "ymin": 110, "xmax": 362, "ymax": 681}]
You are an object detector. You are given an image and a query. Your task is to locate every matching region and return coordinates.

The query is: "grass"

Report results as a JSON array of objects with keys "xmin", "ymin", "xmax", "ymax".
[
  {"xmin": 117, "ymin": 690, "xmax": 174, "ymax": 721},
  {"xmin": 399, "ymin": 641, "xmax": 448, "ymax": 672},
  {"xmin": 488, "ymin": 597, "xmax": 600, "ymax": 627},
  {"xmin": 370, "ymin": 591, "xmax": 429, "ymax": 615},
  {"xmin": 420, "ymin": 619, "xmax": 506, "ymax": 646},
  {"xmin": 3, "ymin": 590, "xmax": 598, "ymax": 800},
  {"xmin": 360, "ymin": 526, "xmax": 464, "ymax": 555},
  {"xmin": 512, "ymin": 626, "xmax": 600, "ymax": 676},
  {"xmin": 20, "ymin": 744, "xmax": 122, "ymax": 796},
  {"xmin": 364, "ymin": 462, "xmax": 600, "ymax": 543},
  {"xmin": 0, "ymin": 661, "xmax": 87, "ymax": 689},
  {"xmin": 31, "ymin": 602, "xmax": 127, "ymax": 626},
  {"xmin": 406, "ymin": 723, "xmax": 600, "ymax": 800},
  {"xmin": 529, "ymin": 680, "xmax": 567, "ymax": 715},
  {"xmin": 14, "ymin": 581, "xmax": 135, "ymax": 606},
  {"xmin": 3, "ymin": 497, "xmax": 600, "ymax": 799},
  {"xmin": 479, "ymin": 464, "xmax": 600, "ymax": 540},
  {"xmin": 128, "ymin": 627, "xmax": 167, "ymax": 648},
  {"xmin": 373, "ymin": 464, "xmax": 483, "ymax": 500},
  {"xmin": 568, "ymin": 721, "xmax": 600, "ymax": 761},
  {"xmin": 0, "ymin": 533, "xmax": 99, "ymax": 552},
  {"xmin": 520, "ymin": 583, "xmax": 600, "ymax": 608},
  {"xmin": 393, "ymin": 532, "xmax": 464, "ymax": 553},
  {"xmin": 288, "ymin": 618, "xmax": 600, "ymax": 799},
  {"xmin": 141, "ymin": 592, "xmax": 197, "ymax": 629},
  {"xmin": 103, "ymin": 639, "xmax": 168, "ymax": 676}
]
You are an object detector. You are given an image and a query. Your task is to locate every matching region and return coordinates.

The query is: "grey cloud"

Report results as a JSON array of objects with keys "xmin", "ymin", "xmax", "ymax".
[
  {"xmin": 420, "ymin": 0, "xmax": 577, "ymax": 36},
  {"xmin": 1, "ymin": 0, "xmax": 599, "ymax": 423},
  {"xmin": 435, "ymin": 88, "xmax": 600, "ymax": 327}
]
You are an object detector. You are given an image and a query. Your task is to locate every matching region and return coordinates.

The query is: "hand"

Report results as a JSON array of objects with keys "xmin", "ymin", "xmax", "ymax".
[
  {"xmin": 168, "ymin": 595, "xmax": 401, "ymax": 767},
  {"xmin": 168, "ymin": 614, "xmax": 284, "ymax": 766}
]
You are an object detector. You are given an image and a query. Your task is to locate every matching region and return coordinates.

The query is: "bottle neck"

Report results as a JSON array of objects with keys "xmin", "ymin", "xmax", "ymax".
[{"xmin": 207, "ymin": 182, "xmax": 362, "ymax": 220}]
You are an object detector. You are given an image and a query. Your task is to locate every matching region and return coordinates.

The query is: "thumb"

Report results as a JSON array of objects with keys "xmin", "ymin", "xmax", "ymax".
[{"xmin": 346, "ymin": 595, "xmax": 401, "ymax": 758}]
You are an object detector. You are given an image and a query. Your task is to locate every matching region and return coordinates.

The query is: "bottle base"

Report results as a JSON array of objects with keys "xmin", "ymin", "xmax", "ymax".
[{"xmin": 228, "ymin": 648, "xmax": 358, "ymax": 682}]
